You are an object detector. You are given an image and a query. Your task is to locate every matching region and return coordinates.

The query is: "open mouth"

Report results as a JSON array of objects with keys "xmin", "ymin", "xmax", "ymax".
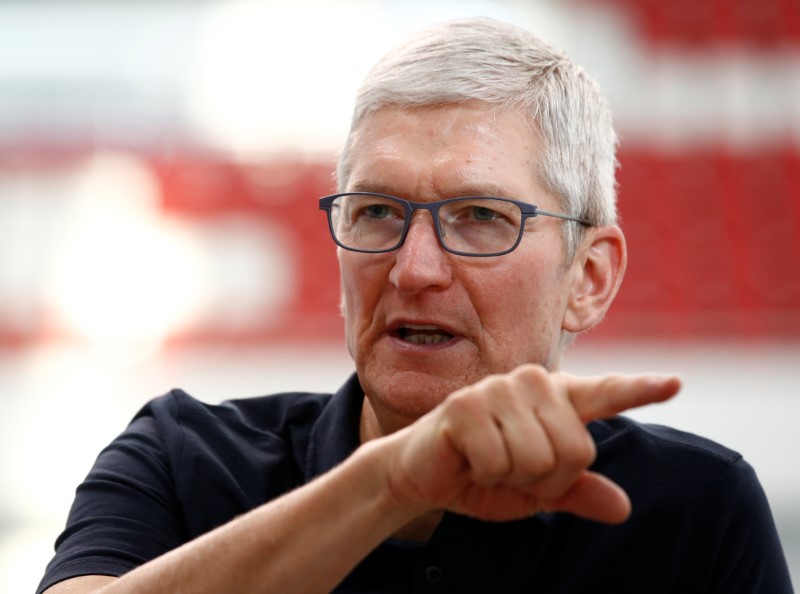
[{"xmin": 395, "ymin": 324, "xmax": 455, "ymax": 345}]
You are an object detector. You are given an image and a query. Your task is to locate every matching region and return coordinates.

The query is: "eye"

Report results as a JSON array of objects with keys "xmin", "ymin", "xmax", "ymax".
[
  {"xmin": 362, "ymin": 203, "xmax": 393, "ymax": 219},
  {"xmin": 448, "ymin": 201, "xmax": 513, "ymax": 223},
  {"xmin": 470, "ymin": 206, "xmax": 501, "ymax": 221}
]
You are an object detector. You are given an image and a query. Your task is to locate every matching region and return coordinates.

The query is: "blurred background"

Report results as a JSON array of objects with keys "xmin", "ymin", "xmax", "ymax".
[{"xmin": 1, "ymin": 0, "xmax": 798, "ymax": 591}]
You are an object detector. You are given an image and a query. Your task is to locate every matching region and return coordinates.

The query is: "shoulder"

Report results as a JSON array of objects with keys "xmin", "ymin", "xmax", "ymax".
[
  {"xmin": 586, "ymin": 417, "xmax": 788, "ymax": 567},
  {"xmin": 589, "ymin": 416, "xmax": 755, "ymax": 509},
  {"xmin": 138, "ymin": 388, "xmax": 333, "ymax": 438},
  {"xmin": 112, "ymin": 389, "xmax": 340, "ymax": 534},
  {"xmin": 591, "ymin": 415, "xmax": 742, "ymax": 467},
  {"xmin": 86, "ymin": 388, "xmax": 335, "ymax": 487},
  {"xmin": 119, "ymin": 388, "xmax": 337, "ymax": 495},
  {"xmin": 544, "ymin": 417, "xmax": 792, "ymax": 591}
]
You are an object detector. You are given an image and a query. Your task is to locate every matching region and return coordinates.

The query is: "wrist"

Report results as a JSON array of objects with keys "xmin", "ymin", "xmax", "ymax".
[{"xmin": 350, "ymin": 434, "xmax": 433, "ymax": 531}]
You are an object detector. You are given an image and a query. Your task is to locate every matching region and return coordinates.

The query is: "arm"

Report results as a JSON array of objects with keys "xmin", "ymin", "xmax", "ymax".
[
  {"xmin": 45, "ymin": 366, "xmax": 680, "ymax": 594},
  {"xmin": 46, "ymin": 431, "xmax": 420, "ymax": 594}
]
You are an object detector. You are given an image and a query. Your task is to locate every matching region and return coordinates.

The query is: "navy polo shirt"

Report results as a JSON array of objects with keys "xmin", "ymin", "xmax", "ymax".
[{"xmin": 38, "ymin": 373, "xmax": 793, "ymax": 593}]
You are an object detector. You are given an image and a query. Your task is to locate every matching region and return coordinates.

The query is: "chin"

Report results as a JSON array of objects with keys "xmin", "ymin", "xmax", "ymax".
[{"xmin": 363, "ymin": 368, "xmax": 466, "ymax": 418}]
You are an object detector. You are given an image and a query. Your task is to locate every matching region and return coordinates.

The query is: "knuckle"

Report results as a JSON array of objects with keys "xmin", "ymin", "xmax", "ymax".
[
  {"xmin": 513, "ymin": 365, "xmax": 563, "ymax": 403},
  {"xmin": 525, "ymin": 450, "xmax": 557, "ymax": 477},
  {"xmin": 575, "ymin": 436, "xmax": 598, "ymax": 468},
  {"xmin": 562, "ymin": 431, "xmax": 597, "ymax": 469},
  {"xmin": 511, "ymin": 441, "xmax": 557, "ymax": 480},
  {"xmin": 472, "ymin": 456, "xmax": 511, "ymax": 486},
  {"xmin": 511, "ymin": 363, "xmax": 550, "ymax": 386},
  {"xmin": 443, "ymin": 388, "xmax": 479, "ymax": 417},
  {"xmin": 463, "ymin": 373, "xmax": 520, "ymax": 410}
]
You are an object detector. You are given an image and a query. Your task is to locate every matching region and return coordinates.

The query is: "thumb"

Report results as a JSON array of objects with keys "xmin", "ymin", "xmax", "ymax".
[{"xmin": 545, "ymin": 471, "xmax": 631, "ymax": 524}]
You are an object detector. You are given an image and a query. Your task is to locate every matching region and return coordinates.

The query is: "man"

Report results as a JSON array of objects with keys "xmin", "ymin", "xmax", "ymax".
[{"xmin": 38, "ymin": 17, "xmax": 792, "ymax": 594}]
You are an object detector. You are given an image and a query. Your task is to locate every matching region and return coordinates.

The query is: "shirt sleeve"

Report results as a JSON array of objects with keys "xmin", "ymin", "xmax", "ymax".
[
  {"xmin": 36, "ymin": 399, "xmax": 186, "ymax": 594},
  {"xmin": 696, "ymin": 456, "xmax": 793, "ymax": 593}
]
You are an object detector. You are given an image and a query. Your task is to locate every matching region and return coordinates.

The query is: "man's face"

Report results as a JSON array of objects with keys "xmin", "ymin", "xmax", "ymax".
[{"xmin": 340, "ymin": 103, "xmax": 579, "ymax": 429}]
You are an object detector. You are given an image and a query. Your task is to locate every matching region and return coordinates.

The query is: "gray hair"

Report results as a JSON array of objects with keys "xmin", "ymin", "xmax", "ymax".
[{"xmin": 337, "ymin": 17, "xmax": 619, "ymax": 260}]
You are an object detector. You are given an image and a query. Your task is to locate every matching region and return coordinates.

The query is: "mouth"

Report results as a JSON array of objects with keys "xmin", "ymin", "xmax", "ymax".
[{"xmin": 393, "ymin": 324, "xmax": 456, "ymax": 345}]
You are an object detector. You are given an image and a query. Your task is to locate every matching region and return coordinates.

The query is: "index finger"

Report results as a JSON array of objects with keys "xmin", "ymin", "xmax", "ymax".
[{"xmin": 558, "ymin": 373, "xmax": 681, "ymax": 423}]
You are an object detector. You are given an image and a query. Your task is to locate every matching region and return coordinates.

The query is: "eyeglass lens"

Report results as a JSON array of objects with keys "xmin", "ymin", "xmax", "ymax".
[{"xmin": 328, "ymin": 194, "xmax": 524, "ymax": 255}]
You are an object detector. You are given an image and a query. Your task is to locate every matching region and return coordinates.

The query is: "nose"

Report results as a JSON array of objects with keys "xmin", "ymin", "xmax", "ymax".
[{"xmin": 389, "ymin": 212, "xmax": 453, "ymax": 293}]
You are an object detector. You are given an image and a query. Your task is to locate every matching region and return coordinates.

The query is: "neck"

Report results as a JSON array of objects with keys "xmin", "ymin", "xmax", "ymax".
[{"xmin": 359, "ymin": 393, "xmax": 417, "ymax": 442}]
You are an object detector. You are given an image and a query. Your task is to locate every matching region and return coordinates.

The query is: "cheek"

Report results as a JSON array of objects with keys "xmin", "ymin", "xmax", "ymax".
[
  {"xmin": 473, "ymin": 257, "xmax": 568, "ymax": 361},
  {"xmin": 479, "ymin": 254, "xmax": 556, "ymax": 313},
  {"xmin": 339, "ymin": 253, "xmax": 386, "ymax": 333},
  {"xmin": 339, "ymin": 251, "xmax": 368, "ymax": 302},
  {"xmin": 484, "ymin": 275, "xmax": 544, "ymax": 335}
]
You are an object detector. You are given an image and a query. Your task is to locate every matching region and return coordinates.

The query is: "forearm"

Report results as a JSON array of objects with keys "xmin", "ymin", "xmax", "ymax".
[{"xmin": 76, "ymin": 439, "xmax": 414, "ymax": 594}]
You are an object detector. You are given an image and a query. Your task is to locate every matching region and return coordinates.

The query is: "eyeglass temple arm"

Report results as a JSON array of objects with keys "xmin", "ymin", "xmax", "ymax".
[{"xmin": 534, "ymin": 208, "xmax": 591, "ymax": 226}]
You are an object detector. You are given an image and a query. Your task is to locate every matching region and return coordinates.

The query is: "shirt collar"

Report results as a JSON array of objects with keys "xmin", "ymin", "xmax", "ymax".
[{"xmin": 305, "ymin": 372, "xmax": 364, "ymax": 480}]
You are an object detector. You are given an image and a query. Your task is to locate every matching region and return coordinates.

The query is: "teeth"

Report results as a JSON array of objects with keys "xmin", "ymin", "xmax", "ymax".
[
  {"xmin": 405, "ymin": 334, "xmax": 450, "ymax": 345},
  {"xmin": 398, "ymin": 324, "xmax": 453, "ymax": 345}
]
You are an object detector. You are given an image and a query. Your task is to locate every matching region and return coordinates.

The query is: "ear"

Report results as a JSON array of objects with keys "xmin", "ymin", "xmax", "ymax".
[{"xmin": 562, "ymin": 225, "xmax": 627, "ymax": 333}]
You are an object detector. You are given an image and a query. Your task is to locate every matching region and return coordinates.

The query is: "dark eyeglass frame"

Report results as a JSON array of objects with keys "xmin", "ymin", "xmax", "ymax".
[{"xmin": 319, "ymin": 192, "xmax": 591, "ymax": 257}]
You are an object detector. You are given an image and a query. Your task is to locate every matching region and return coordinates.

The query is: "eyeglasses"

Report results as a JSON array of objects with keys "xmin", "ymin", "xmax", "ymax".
[{"xmin": 319, "ymin": 192, "xmax": 590, "ymax": 257}]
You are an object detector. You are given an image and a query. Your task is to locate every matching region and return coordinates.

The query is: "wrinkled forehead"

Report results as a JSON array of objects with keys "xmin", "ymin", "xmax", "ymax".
[
  {"xmin": 340, "ymin": 103, "xmax": 544, "ymax": 201},
  {"xmin": 338, "ymin": 101, "xmax": 542, "ymax": 190}
]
